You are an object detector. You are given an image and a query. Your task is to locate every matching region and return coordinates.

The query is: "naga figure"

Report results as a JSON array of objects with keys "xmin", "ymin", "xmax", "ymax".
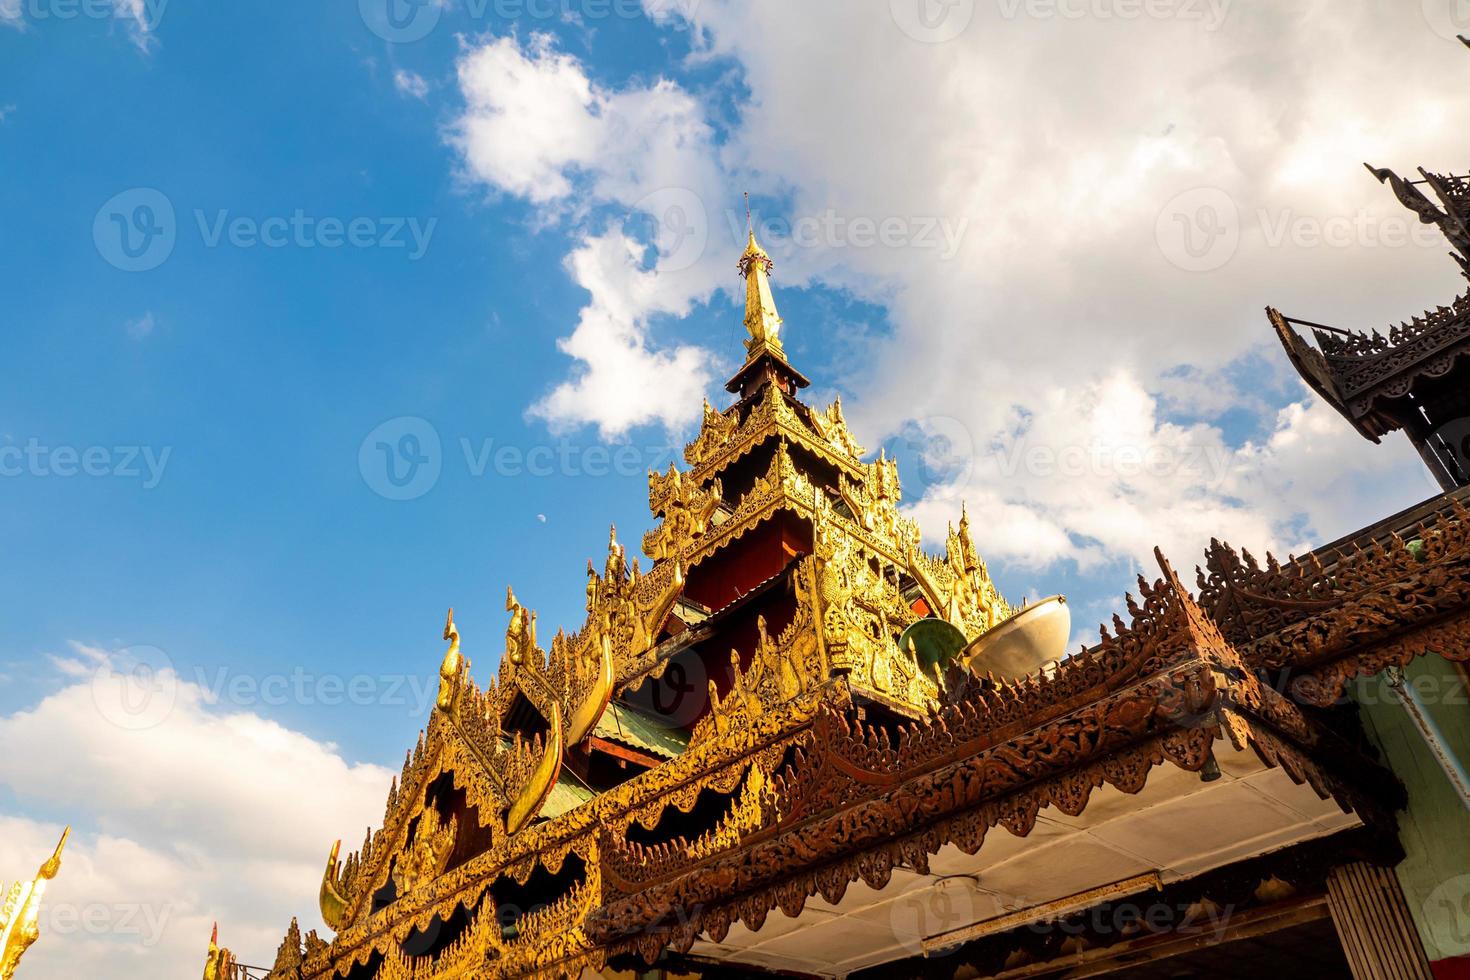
[
  {"xmin": 0, "ymin": 828, "xmax": 68, "ymax": 980},
  {"xmin": 505, "ymin": 587, "xmax": 537, "ymax": 666}
]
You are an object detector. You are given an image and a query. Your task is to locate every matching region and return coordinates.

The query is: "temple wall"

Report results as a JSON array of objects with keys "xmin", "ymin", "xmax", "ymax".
[{"xmin": 1358, "ymin": 655, "xmax": 1470, "ymax": 967}]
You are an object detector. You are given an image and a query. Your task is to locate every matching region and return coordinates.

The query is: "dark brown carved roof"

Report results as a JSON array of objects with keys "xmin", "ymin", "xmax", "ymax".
[
  {"xmin": 1270, "ymin": 163, "xmax": 1470, "ymax": 443},
  {"xmin": 1267, "ymin": 293, "xmax": 1470, "ymax": 441}
]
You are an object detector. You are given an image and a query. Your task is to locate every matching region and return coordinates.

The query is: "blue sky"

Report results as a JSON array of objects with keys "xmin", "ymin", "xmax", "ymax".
[{"xmin": 3, "ymin": 1, "xmax": 1468, "ymax": 974}]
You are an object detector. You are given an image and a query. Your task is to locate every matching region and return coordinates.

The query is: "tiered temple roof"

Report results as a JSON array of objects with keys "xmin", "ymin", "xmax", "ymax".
[
  {"xmin": 1271, "ymin": 145, "xmax": 1470, "ymax": 489},
  {"xmin": 217, "ymin": 226, "xmax": 1470, "ymax": 980}
]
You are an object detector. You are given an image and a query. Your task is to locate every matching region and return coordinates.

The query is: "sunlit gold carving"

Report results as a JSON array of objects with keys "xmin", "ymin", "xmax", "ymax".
[
  {"xmin": 738, "ymin": 230, "xmax": 784, "ymax": 357},
  {"xmin": 810, "ymin": 396, "xmax": 865, "ymax": 459},
  {"xmin": 643, "ymin": 467, "xmax": 722, "ymax": 561},
  {"xmin": 0, "ymin": 828, "xmax": 67, "ymax": 980},
  {"xmin": 504, "ymin": 587, "xmax": 536, "ymax": 668},
  {"xmin": 201, "ymin": 923, "xmax": 236, "ymax": 980},
  {"xmin": 318, "ymin": 840, "xmax": 349, "ymax": 933},
  {"xmin": 566, "ymin": 626, "xmax": 613, "ymax": 746},
  {"xmin": 506, "ymin": 701, "xmax": 562, "ymax": 835},
  {"xmin": 437, "ymin": 607, "xmax": 463, "ymax": 714},
  {"xmin": 907, "ymin": 507, "xmax": 1010, "ymax": 639},
  {"xmin": 391, "ymin": 805, "xmax": 458, "ymax": 896}
]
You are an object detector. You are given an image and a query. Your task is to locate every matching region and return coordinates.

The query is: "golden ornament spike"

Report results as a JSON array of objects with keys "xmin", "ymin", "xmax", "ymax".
[
  {"xmin": 506, "ymin": 701, "xmax": 563, "ymax": 835},
  {"xmin": 0, "ymin": 827, "xmax": 69, "ymax": 980},
  {"xmin": 436, "ymin": 607, "xmax": 463, "ymax": 714},
  {"xmin": 738, "ymin": 226, "xmax": 784, "ymax": 357},
  {"xmin": 566, "ymin": 624, "xmax": 614, "ymax": 745},
  {"xmin": 318, "ymin": 840, "xmax": 349, "ymax": 932}
]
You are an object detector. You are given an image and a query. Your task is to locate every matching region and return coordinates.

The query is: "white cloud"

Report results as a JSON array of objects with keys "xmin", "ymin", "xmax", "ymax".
[
  {"xmin": 443, "ymin": 7, "xmax": 1458, "ymax": 562},
  {"xmin": 449, "ymin": 32, "xmax": 730, "ymax": 436},
  {"xmin": 529, "ymin": 230, "xmax": 715, "ymax": 436},
  {"xmin": 450, "ymin": 34, "xmax": 601, "ymax": 205},
  {"xmin": 624, "ymin": 0, "xmax": 1457, "ymax": 570},
  {"xmin": 0, "ymin": 645, "xmax": 393, "ymax": 979},
  {"xmin": 393, "ymin": 69, "xmax": 430, "ymax": 100},
  {"xmin": 125, "ymin": 312, "xmax": 155, "ymax": 340}
]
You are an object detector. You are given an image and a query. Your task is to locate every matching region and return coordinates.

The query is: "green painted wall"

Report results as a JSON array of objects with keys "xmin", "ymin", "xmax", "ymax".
[{"xmin": 1357, "ymin": 655, "xmax": 1470, "ymax": 961}]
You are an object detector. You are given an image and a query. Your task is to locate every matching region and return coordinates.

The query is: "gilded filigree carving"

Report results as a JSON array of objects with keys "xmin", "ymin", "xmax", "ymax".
[
  {"xmin": 642, "ymin": 468, "xmax": 722, "ymax": 561},
  {"xmin": 907, "ymin": 507, "xmax": 1011, "ymax": 639}
]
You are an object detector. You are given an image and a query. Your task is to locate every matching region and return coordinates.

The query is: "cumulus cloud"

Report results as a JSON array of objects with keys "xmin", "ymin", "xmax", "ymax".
[
  {"xmin": 0, "ymin": 644, "xmax": 393, "ymax": 979},
  {"xmin": 529, "ymin": 230, "xmax": 715, "ymax": 436},
  {"xmin": 449, "ymin": 32, "xmax": 730, "ymax": 436},
  {"xmin": 445, "ymin": 5, "xmax": 1461, "ymax": 571},
  {"xmin": 627, "ymin": 0, "xmax": 1460, "ymax": 570}
]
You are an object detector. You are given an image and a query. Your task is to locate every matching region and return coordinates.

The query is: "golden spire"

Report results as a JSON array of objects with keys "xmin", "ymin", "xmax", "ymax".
[
  {"xmin": 738, "ymin": 221, "xmax": 785, "ymax": 359},
  {"xmin": 0, "ymin": 828, "xmax": 69, "ymax": 980}
]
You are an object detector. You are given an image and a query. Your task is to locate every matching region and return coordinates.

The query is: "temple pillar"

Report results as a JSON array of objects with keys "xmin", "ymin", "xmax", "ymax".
[{"xmin": 1326, "ymin": 862, "xmax": 1434, "ymax": 980}]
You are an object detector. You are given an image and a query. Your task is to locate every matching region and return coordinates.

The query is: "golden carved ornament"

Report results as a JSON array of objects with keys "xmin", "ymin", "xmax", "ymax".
[
  {"xmin": 642, "ymin": 469, "xmax": 722, "ymax": 562},
  {"xmin": 201, "ymin": 923, "xmax": 236, "ymax": 980},
  {"xmin": 0, "ymin": 829, "xmax": 68, "ymax": 980},
  {"xmin": 809, "ymin": 396, "xmax": 865, "ymax": 459},
  {"xmin": 391, "ymin": 805, "xmax": 458, "ymax": 897}
]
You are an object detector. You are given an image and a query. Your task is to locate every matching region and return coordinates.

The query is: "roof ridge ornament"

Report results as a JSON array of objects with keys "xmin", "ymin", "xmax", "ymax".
[{"xmin": 738, "ymin": 226, "xmax": 784, "ymax": 359}]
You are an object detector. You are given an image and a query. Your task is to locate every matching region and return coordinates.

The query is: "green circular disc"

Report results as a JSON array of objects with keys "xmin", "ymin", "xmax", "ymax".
[{"xmin": 898, "ymin": 618, "xmax": 968, "ymax": 676}]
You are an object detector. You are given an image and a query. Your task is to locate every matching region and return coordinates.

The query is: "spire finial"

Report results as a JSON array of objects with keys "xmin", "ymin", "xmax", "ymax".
[
  {"xmin": 737, "ymin": 211, "xmax": 784, "ymax": 358},
  {"xmin": 745, "ymin": 191, "xmax": 752, "ymax": 235}
]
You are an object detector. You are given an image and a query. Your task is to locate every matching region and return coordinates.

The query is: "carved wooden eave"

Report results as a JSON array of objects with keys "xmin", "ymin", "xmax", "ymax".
[
  {"xmin": 1270, "ymin": 161, "xmax": 1470, "ymax": 444},
  {"xmin": 279, "ymin": 550, "xmax": 1407, "ymax": 980},
  {"xmin": 581, "ymin": 551, "xmax": 1402, "ymax": 970},
  {"xmin": 248, "ymin": 228, "xmax": 1454, "ymax": 980},
  {"xmin": 1197, "ymin": 492, "xmax": 1470, "ymax": 706}
]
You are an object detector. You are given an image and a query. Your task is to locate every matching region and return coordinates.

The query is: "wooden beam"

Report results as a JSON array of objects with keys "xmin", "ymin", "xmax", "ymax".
[
  {"xmin": 586, "ymin": 736, "xmax": 664, "ymax": 772},
  {"xmin": 986, "ymin": 895, "xmax": 1331, "ymax": 980}
]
